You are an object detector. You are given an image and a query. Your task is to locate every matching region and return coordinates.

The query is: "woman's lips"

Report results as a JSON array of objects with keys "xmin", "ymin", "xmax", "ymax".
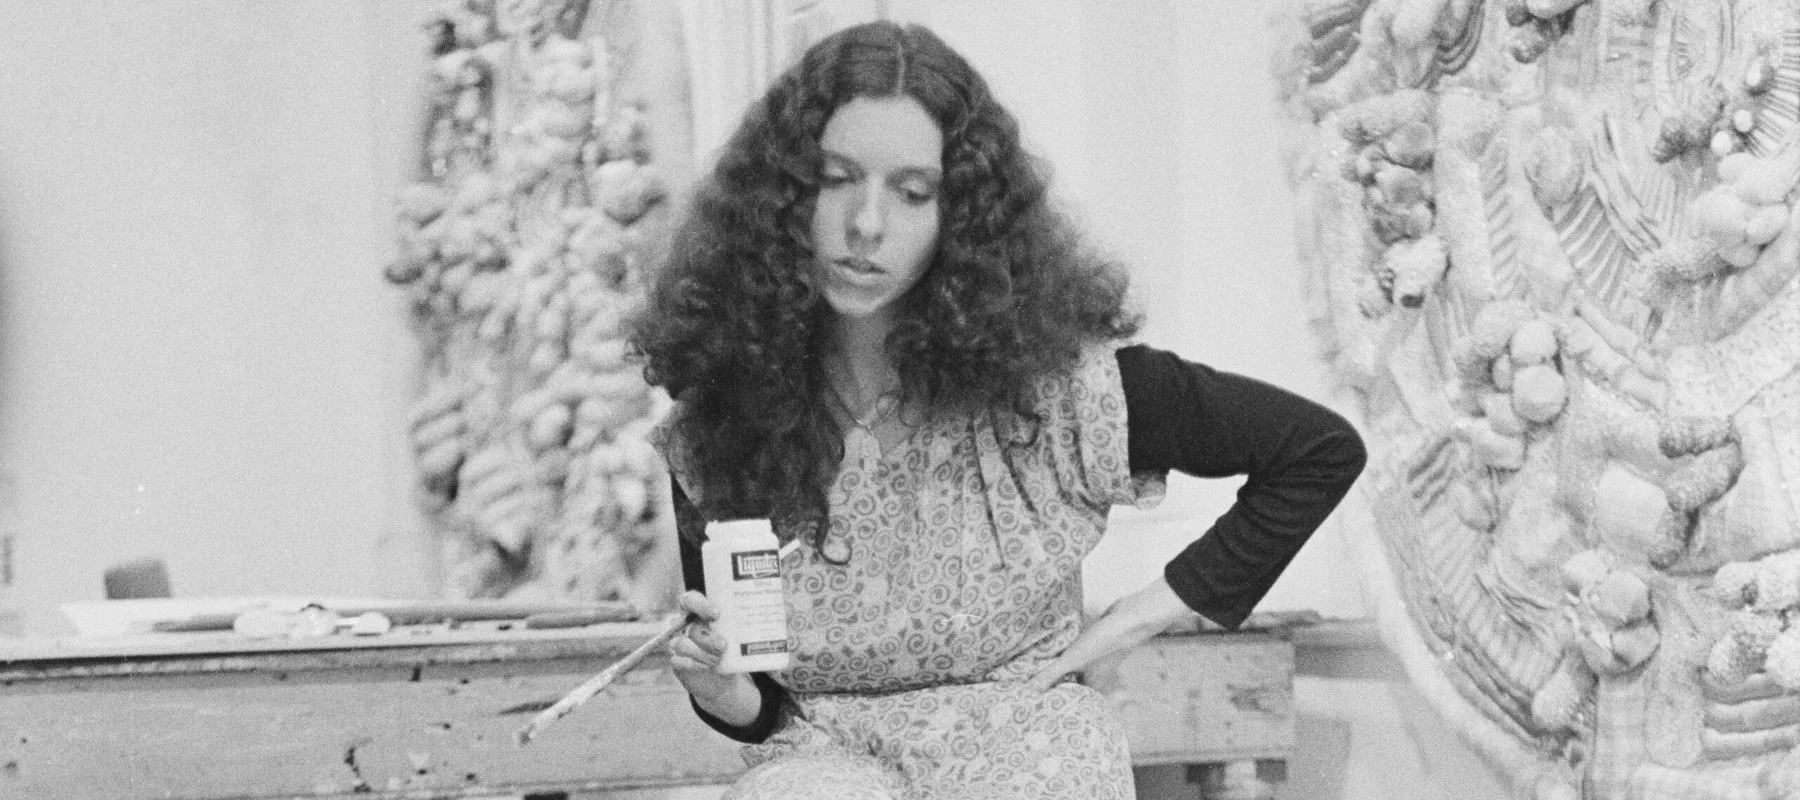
[{"xmin": 831, "ymin": 257, "xmax": 885, "ymax": 279}]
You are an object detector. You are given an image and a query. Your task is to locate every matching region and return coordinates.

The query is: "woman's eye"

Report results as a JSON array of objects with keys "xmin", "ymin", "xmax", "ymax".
[{"xmin": 900, "ymin": 186, "xmax": 937, "ymax": 205}]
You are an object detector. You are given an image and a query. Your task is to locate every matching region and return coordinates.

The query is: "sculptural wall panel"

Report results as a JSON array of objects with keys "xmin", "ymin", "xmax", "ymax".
[
  {"xmin": 1282, "ymin": 0, "xmax": 1800, "ymax": 797},
  {"xmin": 383, "ymin": 0, "xmax": 691, "ymax": 611}
]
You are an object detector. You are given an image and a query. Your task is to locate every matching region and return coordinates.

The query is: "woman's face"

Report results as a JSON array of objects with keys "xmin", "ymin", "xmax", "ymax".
[{"xmin": 809, "ymin": 94, "xmax": 944, "ymax": 325}]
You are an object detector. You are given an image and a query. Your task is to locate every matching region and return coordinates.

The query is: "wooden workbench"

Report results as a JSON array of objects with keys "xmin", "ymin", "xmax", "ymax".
[
  {"xmin": 0, "ymin": 619, "xmax": 1311, "ymax": 799},
  {"xmin": 1, "ymin": 622, "xmax": 745, "ymax": 799}
]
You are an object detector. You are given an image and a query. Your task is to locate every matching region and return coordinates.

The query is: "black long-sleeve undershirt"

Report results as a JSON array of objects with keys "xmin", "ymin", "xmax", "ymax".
[
  {"xmin": 673, "ymin": 343, "xmax": 1366, "ymax": 743},
  {"xmin": 1115, "ymin": 344, "xmax": 1367, "ymax": 630}
]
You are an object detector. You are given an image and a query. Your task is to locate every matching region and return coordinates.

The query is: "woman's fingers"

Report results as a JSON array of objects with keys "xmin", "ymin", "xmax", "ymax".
[
  {"xmin": 665, "ymin": 595, "xmax": 728, "ymax": 683},
  {"xmin": 1028, "ymin": 623, "xmax": 1135, "ymax": 692},
  {"xmin": 1027, "ymin": 658, "xmax": 1078, "ymax": 693},
  {"xmin": 1024, "ymin": 616, "xmax": 1133, "ymax": 692},
  {"xmin": 1026, "ymin": 579, "xmax": 1195, "ymax": 693},
  {"xmin": 668, "ymin": 590, "xmax": 728, "ymax": 673},
  {"xmin": 683, "ymin": 620, "xmax": 727, "ymax": 657},
  {"xmin": 664, "ymin": 593, "xmax": 762, "ymax": 709},
  {"xmin": 678, "ymin": 590, "xmax": 721, "ymax": 622},
  {"xmin": 668, "ymin": 632, "xmax": 720, "ymax": 666}
]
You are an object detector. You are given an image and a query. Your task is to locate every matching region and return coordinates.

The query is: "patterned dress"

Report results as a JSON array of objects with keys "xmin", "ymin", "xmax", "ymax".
[{"xmin": 662, "ymin": 343, "xmax": 1164, "ymax": 800}]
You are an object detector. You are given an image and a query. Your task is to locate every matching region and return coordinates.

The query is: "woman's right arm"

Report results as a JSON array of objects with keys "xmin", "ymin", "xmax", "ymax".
[{"xmin": 670, "ymin": 480, "xmax": 788, "ymax": 742}]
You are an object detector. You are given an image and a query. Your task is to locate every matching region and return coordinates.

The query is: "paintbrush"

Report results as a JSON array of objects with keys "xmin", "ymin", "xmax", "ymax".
[{"xmin": 513, "ymin": 613, "xmax": 692, "ymax": 745}]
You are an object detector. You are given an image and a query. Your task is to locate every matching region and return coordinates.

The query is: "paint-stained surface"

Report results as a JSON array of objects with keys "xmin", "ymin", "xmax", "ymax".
[
  {"xmin": 1088, "ymin": 632, "xmax": 1296, "ymax": 767},
  {"xmin": 1, "ymin": 626, "xmax": 1299, "ymax": 798},
  {"xmin": 0, "ymin": 625, "xmax": 742, "ymax": 799}
]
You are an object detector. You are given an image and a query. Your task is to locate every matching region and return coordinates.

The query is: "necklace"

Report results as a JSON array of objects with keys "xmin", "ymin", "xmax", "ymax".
[
  {"xmin": 827, "ymin": 381, "xmax": 902, "ymax": 431},
  {"xmin": 824, "ymin": 375, "xmax": 905, "ymax": 471}
]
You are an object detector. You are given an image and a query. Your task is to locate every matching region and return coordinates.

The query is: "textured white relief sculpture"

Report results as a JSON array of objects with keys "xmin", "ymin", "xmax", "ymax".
[
  {"xmin": 384, "ymin": 0, "xmax": 689, "ymax": 611},
  {"xmin": 1281, "ymin": 0, "xmax": 1800, "ymax": 797}
]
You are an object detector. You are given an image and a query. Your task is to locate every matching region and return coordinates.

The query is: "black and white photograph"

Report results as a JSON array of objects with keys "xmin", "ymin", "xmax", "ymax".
[{"xmin": 3, "ymin": 1, "xmax": 1799, "ymax": 798}]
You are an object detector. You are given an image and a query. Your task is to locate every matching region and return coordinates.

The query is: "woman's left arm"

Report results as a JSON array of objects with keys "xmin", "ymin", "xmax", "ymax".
[{"xmin": 1028, "ymin": 344, "xmax": 1367, "ymax": 691}]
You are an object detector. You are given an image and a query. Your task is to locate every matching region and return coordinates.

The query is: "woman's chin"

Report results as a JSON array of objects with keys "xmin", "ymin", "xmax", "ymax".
[{"xmin": 821, "ymin": 291, "xmax": 897, "ymax": 323}]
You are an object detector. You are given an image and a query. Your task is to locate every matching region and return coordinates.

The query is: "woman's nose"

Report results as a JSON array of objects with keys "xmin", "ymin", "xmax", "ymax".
[{"xmin": 848, "ymin": 183, "xmax": 883, "ymax": 252}]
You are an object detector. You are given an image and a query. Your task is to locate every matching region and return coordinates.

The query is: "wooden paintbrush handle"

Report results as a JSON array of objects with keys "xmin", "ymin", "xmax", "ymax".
[{"xmin": 513, "ymin": 613, "xmax": 691, "ymax": 745}]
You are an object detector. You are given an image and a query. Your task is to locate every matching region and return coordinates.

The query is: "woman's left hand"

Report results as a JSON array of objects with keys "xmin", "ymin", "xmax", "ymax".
[{"xmin": 1026, "ymin": 577, "xmax": 1199, "ymax": 693}]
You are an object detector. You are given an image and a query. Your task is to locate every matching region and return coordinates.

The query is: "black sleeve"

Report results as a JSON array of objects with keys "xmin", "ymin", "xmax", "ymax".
[
  {"xmin": 1115, "ymin": 344, "xmax": 1367, "ymax": 630},
  {"xmin": 672, "ymin": 480, "xmax": 787, "ymax": 743}
]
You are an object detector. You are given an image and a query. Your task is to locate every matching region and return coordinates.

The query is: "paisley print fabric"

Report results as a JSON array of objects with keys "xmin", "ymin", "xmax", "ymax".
[
  {"xmin": 778, "ymin": 342, "xmax": 1162, "ymax": 695},
  {"xmin": 722, "ymin": 752, "xmax": 901, "ymax": 800},
  {"xmin": 662, "ymin": 342, "xmax": 1162, "ymax": 799},
  {"xmin": 728, "ymin": 683, "xmax": 1132, "ymax": 800}
]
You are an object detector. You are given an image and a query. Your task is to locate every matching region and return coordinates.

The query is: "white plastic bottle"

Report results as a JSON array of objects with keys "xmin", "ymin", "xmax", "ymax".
[{"xmin": 700, "ymin": 518, "xmax": 791, "ymax": 673}]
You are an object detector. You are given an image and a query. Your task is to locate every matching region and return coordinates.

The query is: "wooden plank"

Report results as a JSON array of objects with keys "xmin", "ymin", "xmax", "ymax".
[
  {"xmin": 1285, "ymin": 619, "xmax": 1408, "ymax": 681},
  {"xmin": 1091, "ymin": 634, "xmax": 1295, "ymax": 766},
  {"xmin": 0, "ymin": 627, "xmax": 1305, "ymax": 798},
  {"xmin": 0, "ymin": 655, "xmax": 745, "ymax": 799},
  {"xmin": 0, "ymin": 621, "xmax": 675, "ymax": 672}
]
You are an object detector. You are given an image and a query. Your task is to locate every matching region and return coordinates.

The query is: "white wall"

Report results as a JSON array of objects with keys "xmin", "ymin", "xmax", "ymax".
[{"xmin": 0, "ymin": 0, "xmax": 437, "ymax": 632}]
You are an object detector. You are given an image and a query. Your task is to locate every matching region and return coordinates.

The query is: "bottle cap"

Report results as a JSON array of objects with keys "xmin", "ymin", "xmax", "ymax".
[{"xmin": 708, "ymin": 518, "xmax": 774, "ymax": 542}]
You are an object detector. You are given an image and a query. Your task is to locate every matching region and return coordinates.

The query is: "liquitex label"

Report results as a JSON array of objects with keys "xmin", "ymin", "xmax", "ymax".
[
  {"xmin": 741, "ymin": 640, "xmax": 789, "ymax": 656},
  {"xmin": 731, "ymin": 548, "xmax": 781, "ymax": 580}
]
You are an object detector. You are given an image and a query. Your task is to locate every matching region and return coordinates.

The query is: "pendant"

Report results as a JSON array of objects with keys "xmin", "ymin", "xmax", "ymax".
[
  {"xmin": 822, "ymin": 537, "xmax": 852, "ymax": 563},
  {"xmin": 846, "ymin": 426, "xmax": 882, "ymax": 470}
]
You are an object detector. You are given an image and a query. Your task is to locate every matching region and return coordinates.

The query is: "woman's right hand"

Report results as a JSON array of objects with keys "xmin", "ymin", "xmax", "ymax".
[{"xmin": 668, "ymin": 590, "xmax": 763, "ymax": 727}]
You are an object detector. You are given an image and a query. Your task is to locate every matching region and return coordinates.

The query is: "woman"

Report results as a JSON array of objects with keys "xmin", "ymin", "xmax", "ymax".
[{"xmin": 632, "ymin": 21, "xmax": 1365, "ymax": 800}]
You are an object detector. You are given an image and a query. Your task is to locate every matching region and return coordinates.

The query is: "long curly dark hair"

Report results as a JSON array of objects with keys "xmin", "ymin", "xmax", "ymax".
[{"xmin": 632, "ymin": 21, "xmax": 1139, "ymax": 544}]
